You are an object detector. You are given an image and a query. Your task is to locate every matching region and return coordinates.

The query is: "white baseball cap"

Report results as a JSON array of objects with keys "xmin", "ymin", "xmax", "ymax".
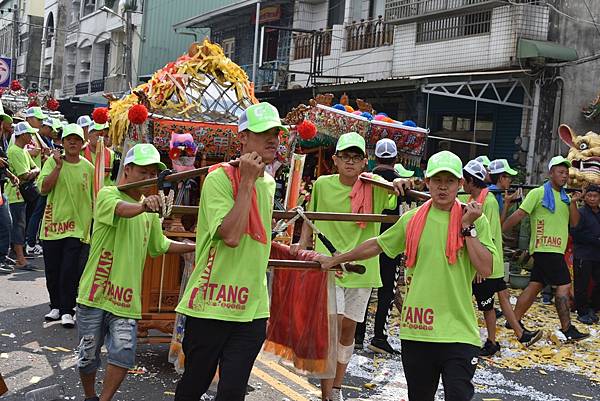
[
  {"xmin": 77, "ymin": 115, "xmax": 93, "ymax": 128},
  {"xmin": 375, "ymin": 138, "xmax": 397, "ymax": 158},
  {"xmin": 14, "ymin": 121, "xmax": 38, "ymax": 136},
  {"xmin": 463, "ymin": 159, "xmax": 487, "ymax": 182}
]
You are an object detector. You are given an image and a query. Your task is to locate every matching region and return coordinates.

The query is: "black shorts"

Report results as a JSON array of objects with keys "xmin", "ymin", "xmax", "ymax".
[
  {"xmin": 472, "ymin": 278, "xmax": 507, "ymax": 311},
  {"xmin": 401, "ymin": 340, "xmax": 479, "ymax": 401},
  {"xmin": 530, "ymin": 252, "xmax": 571, "ymax": 286}
]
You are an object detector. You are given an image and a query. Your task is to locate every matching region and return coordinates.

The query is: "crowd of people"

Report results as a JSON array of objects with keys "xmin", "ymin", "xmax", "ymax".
[{"xmin": 0, "ymin": 100, "xmax": 598, "ymax": 401}]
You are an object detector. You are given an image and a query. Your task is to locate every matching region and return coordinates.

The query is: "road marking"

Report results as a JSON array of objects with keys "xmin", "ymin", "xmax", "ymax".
[
  {"xmin": 251, "ymin": 366, "xmax": 310, "ymax": 401},
  {"xmin": 256, "ymin": 356, "xmax": 321, "ymax": 396}
]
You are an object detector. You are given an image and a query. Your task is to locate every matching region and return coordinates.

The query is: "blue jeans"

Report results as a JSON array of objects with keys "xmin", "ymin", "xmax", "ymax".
[
  {"xmin": 26, "ymin": 195, "xmax": 46, "ymax": 247},
  {"xmin": 76, "ymin": 304, "xmax": 137, "ymax": 374},
  {"xmin": 8, "ymin": 201, "xmax": 26, "ymax": 246},
  {"xmin": 0, "ymin": 194, "xmax": 12, "ymax": 260}
]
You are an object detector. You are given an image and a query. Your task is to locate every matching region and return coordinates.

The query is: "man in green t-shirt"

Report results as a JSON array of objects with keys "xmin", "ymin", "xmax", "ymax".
[
  {"xmin": 174, "ymin": 103, "xmax": 286, "ymax": 401},
  {"xmin": 75, "ymin": 143, "xmax": 195, "ymax": 401},
  {"xmin": 292, "ymin": 132, "xmax": 408, "ymax": 401},
  {"xmin": 321, "ymin": 151, "xmax": 495, "ymax": 401},
  {"xmin": 38, "ymin": 124, "xmax": 94, "ymax": 327},
  {"xmin": 83, "ymin": 123, "xmax": 115, "ymax": 186},
  {"xmin": 503, "ymin": 156, "xmax": 589, "ymax": 342},
  {"xmin": 5, "ymin": 122, "xmax": 40, "ymax": 270},
  {"xmin": 463, "ymin": 160, "xmax": 542, "ymax": 357}
]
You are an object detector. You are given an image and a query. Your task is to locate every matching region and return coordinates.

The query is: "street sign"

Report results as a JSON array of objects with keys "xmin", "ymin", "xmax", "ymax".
[{"xmin": 0, "ymin": 57, "xmax": 11, "ymax": 88}]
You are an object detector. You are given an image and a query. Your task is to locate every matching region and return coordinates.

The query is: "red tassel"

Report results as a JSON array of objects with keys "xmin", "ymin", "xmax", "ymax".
[
  {"xmin": 297, "ymin": 120, "xmax": 317, "ymax": 140},
  {"xmin": 92, "ymin": 107, "xmax": 110, "ymax": 124},
  {"xmin": 128, "ymin": 104, "xmax": 149, "ymax": 125},
  {"xmin": 46, "ymin": 98, "xmax": 60, "ymax": 111}
]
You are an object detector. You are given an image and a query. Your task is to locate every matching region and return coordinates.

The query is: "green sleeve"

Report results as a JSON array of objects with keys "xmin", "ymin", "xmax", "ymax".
[
  {"xmin": 8, "ymin": 147, "xmax": 30, "ymax": 177},
  {"xmin": 147, "ymin": 214, "xmax": 171, "ymax": 257},
  {"xmin": 376, "ymin": 211, "xmax": 412, "ymax": 258},
  {"xmin": 37, "ymin": 157, "xmax": 56, "ymax": 194},
  {"xmin": 306, "ymin": 178, "xmax": 320, "ymax": 212},
  {"xmin": 95, "ymin": 187, "xmax": 123, "ymax": 227},
  {"xmin": 199, "ymin": 169, "xmax": 235, "ymax": 239},
  {"xmin": 372, "ymin": 182, "xmax": 396, "ymax": 214},
  {"xmin": 519, "ymin": 187, "xmax": 541, "ymax": 214},
  {"xmin": 474, "ymin": 214, "xmax": 496, "ymax": 257}
]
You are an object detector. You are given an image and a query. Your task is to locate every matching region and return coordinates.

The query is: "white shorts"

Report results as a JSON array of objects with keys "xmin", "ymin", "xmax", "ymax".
[{"xmin": 335, "ymin": 286, "xmax": 372, "ymax": 323}]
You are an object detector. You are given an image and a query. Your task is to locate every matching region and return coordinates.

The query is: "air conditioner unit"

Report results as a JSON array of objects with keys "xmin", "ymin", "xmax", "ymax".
[
  {"xmin": 80, "ymin": 59, "xmax": 90, "ymax": 64},
  {"xmin": 85, "ymin": 0, "xmax": 95, "ymax": 7}
]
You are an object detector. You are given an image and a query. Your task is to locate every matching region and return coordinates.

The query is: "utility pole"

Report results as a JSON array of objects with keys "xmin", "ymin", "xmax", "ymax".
[
  {"xmin": 124, "ymin": 2, "xmax": 133, "ymax": 90},
  {"xmin": 11, "ymin": 2, "xmax": 19, "ymax": 81}
]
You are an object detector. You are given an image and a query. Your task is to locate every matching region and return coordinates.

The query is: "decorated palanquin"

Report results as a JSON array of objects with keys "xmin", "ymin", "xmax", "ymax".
[
  {"xmin": 558, "ymin": 124, "xmax": 600, "ymax": 188},
  {"xmin": 283, "ymin": 94, "xmax": 428, "ymax": 178}
]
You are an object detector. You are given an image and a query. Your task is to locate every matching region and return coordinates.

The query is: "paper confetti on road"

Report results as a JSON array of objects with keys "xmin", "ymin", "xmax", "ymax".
[
  {"xmin": 0, "ymin": 353, "xmax": 7, "ymax": 358},
  {"xmin": 29, "ymin": 376, "xmax": 41, "ymax": 384},
  {"xmin": 164, "ymin": 391, "xmax": 175, "ymax": 395},
  {"xmin": 572, "ymin": 394, "xmax": 593, "ymax": 399},
  {"xmin": 42, "ymin": 346, "xmax": 58, "ymax": 352},
  {"xmin": 1, "ymin": 333, "xmax": 15, "ymax": 338},
  {"xmin": 478, "ymin": 289, "xmax": 599, "ymax": 384},
  {"xmin": 55, "ymin": 347, "xmax": 71, "ymax": 352}
]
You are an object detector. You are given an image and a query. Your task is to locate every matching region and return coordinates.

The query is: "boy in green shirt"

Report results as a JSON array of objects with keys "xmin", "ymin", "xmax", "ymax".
[
  {"xmin": 175, "ymin": 103, "xmax": 286, "ymax": 401},
  {"xmin": 75, "ymin": 144, "xmax": 195, "ymax": 401},
  {"xmin": 321, "ymin": 151, "xmax": 495, "ymax": 401},
  {"xmin": 503, "ymin": 156, "xmax": 588, "ymax": 342},
  {"xmin": 292, "ymin": 132, "xmax": 409, "ymax": 401},
  {"xmin": 39, "ymin": 124, "xmax": 95, "ymax": 327},
  {"xmin": 463, "ymin": 160, "xmax": 542, "ymax": 357},
  {"xmin": 5, "ymin": 122, "xmax": 40, "ymax": 270}
]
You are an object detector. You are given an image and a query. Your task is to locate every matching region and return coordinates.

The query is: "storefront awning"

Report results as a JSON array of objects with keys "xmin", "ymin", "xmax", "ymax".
[{"xmin": 517, "ymin": 39, "xmax": 578, "ymax": 62}]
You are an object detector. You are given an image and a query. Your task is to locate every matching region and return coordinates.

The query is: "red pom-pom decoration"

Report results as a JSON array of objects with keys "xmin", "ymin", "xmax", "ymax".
[
  {"xmin": 169, "ymin": 147, "xmax": 181, "ymax": 160},
  {"xmin": 47, "ymin": 98, "xmax": 59, "ymax": 111},
  {"xmin": 92, "ymin": 107, "xmax": 110, "ymax": 124},
  {"xmin": 10, "ymin": 80, "xmax": 22, "ymax": 91},
  {"xmin": 297, "ymin": 120, "xmax": 317, "ymax": 140},
  {"xmin": 128, "ymin": 104, "xmax": 148, "ymax": 125},
  {"xmin": 27, "ymin": 100, "xmax": 38, "ymax": 107}
]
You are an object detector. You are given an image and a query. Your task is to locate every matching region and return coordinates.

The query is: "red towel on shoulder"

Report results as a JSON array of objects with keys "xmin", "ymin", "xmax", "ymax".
[
  {"xmin": 209, "ymin": 162, "xmax": 267, "ymax": 244},
  {"xmin": 405, "ymin": 199, "xmax": 464, "ymax": 268},
  {"xmin": 349, "ymin": 173, "xmax": 374, "ymax": 229},
  {"xmin": 468, "ymin": 187, "xmax": 489, "ymax": 204}
]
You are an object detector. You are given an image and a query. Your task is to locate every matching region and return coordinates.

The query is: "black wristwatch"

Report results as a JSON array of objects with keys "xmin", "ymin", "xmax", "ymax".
[{"xmin": 461, "ymin": 224, "xmax": 477, "ymax": 238}]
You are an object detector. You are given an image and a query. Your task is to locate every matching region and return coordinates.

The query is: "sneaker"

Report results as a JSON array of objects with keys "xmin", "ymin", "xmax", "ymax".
[
  {"xmin": 518, "ymin": 329, "xmax": 543, "ymax": 347},
  {"xmin": 505, "ymin": 320, "xmax": 529, "ymax": 331},
  {"xmin": 367, "ymin": 338, "xmax": 400, "ymax": 355},
  {"xmin": 26, "ymin": 244, "xmax": 43, "ymax": 257},
  {"xmin": 0, "ymin": 263, "xmax": 13, "ymax": 274},
  {"xmin": 331, "ymin": 387, "xmax": 344, "ymax": 401},
  {"xmin": 542, "ymin": 295, "xmax": 553, "ymax": 305},
  {"xmin": 577, "ymin": 313, "xmax": 597, "ymax": 325},
  {"xmin": 61, "ymin": 314, "xmax": 75, "ymax": 328},
  {"xmin": 480, "ymin": 339, "xmax": 501, "ymax": 357},
  {"xmin": 495, "ymin": 308, "xmax": 503, "ymax": 319},
  {"xmin": 561, "ymin": 325, "xmax": 589, "ymax": 342},
  {"xmin": 84, "ymin": 397, "xmax": 100, "ymax": 401},
  {"xmin": 0, "ymin": 256, "xmax": 16, "ymax": 266},
  {"xmin": 45, "ymin": 309, "xmax": 60, "ymax": 321}
]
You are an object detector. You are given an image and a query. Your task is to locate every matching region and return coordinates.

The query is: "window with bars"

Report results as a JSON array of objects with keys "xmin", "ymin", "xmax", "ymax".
[{"xmin": 416, "ymin": 10, "xmax": 491, "ymax": 43}]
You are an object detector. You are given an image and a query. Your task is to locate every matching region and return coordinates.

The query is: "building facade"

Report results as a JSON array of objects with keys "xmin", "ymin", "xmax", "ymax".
[
  {"xmin": 0, "ymin": 0, "xmax": 44, "ymax": 90},
  {"xmin": 59, "ymin": 0, "xmax": 142, "ymax": 105}
]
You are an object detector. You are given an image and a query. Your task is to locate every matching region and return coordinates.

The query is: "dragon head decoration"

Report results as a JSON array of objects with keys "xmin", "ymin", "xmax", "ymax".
[{"xmin": 558, "ymin": 124, "xmax": 600, "ymax": 187}]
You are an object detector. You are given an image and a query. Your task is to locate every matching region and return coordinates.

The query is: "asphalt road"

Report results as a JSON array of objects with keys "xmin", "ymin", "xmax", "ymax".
[{"xmin": 0, "ymin": 257, "xmax": 598, "ymax": 401}]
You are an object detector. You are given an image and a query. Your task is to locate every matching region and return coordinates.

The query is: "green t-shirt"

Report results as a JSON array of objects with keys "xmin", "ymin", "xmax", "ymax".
[
  {"xmin": 77, "ymin": 186, "xmax": 171, "ymax": 319},
  {"xmin": 5, "ymin": 144, "xmax": 37, "ymax": 204},
  {"xmin": 377, "ymin": 206, "xmax": 496, "ymax": 346},
  {"xmin": 38, "ymin": 157, "xmax": 95, "ymax": 242},
  {"xmin": 307, "ymin": 174, "xmax": 396, "ymax": 288},
  {"xmin": 519, "ymin": 186, "xmax": 569, "ymax": 254},
  {"xmin": 176, "ymin": 168, "xmax": 275, "ymax": 322}
]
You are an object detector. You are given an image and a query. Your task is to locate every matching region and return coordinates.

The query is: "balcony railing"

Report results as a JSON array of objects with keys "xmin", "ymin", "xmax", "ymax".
[
  {"xmin": 240, "ymin": 60, "xmax": 288, "ymax": 91},
  {"xmin": 90, "ymin": 78, "xmax": 105, "ymax": 93},
  {"xmin": 75, "ymin": 82, "xmax": 89, "ymax": 95},
  {"xmin": 385, "ymin": 0, "xmax": 504, "ymax": 23},
  {"xmin": 345, "ymin": 16, "xmax": 394, "ymax": 52},
  {"xmin": 293, "ymin": 29, "xmax": 332, "ymax": 60}
]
